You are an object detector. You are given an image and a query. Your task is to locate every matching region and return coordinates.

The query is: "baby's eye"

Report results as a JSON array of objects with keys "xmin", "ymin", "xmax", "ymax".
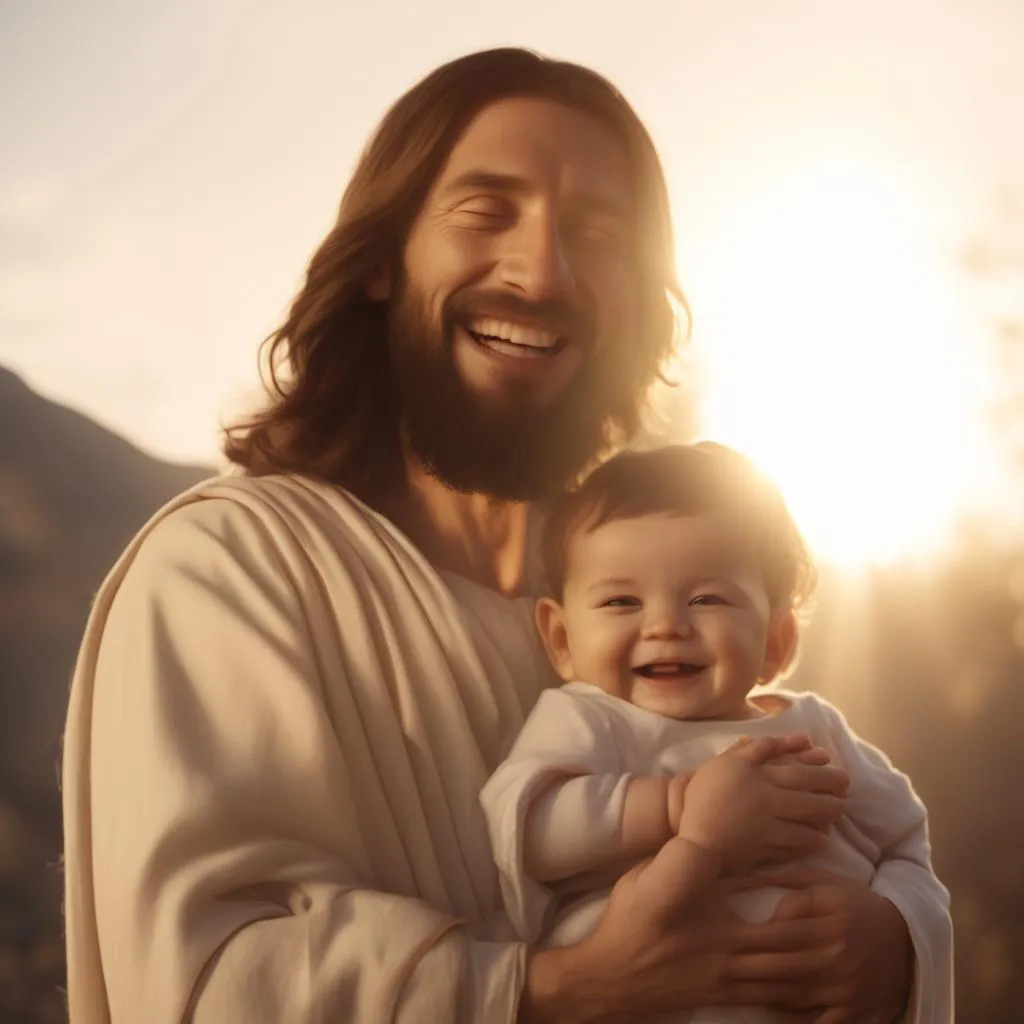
[
  {"xmin": 690, "ymin": 594, "xmax": 729, "ymax": 607},
  {"xmin": 601, "ymin": 595, "xmax": 641, "ymax": 609}
]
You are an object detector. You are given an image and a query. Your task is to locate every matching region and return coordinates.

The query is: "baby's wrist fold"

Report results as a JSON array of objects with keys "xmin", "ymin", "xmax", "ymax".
[{"xmin": 672, "ymin": 829, "xmax": 724, "ymax": 871}]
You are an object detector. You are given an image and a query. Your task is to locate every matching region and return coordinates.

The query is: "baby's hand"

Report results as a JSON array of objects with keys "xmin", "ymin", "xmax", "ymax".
[
  {"xmin": 666, "ymin": 771, "xmax": 693, "ymax": 834},
  {"xmin": 677, "ymin": 734, "xmax": 847, "ymax": 873}
]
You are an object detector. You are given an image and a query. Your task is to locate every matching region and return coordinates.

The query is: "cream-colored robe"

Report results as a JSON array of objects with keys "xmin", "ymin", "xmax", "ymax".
[{"xmin": 62, "ymin": 474, "xmax": 556, "ymax": 1023}]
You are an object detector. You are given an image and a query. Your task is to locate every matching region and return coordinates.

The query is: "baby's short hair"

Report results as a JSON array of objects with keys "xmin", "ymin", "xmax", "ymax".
[{"xmin": 541, "ymin": 443, "xmax": 817, "ymax": 612}]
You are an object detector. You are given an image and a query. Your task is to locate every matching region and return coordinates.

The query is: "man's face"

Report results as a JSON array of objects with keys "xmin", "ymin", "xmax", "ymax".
[{"xmin": 387, "ymin": 97, "xmax": 639, "ymax": 500}]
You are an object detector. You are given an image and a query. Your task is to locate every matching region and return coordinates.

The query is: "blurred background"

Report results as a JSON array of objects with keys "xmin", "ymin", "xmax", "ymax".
[{"xmin": 1, "ymin": 1, "xmax": 1022, "ymax": 1020}]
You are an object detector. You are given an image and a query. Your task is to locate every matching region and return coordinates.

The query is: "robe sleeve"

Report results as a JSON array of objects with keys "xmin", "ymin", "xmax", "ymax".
[
  {"xmin": 479, "ymin": 689, "xmax": 629, "ymax": 943},
  {"xmin": 71, "ymin": 498, "xmax": 526, "ymax": 1024},
  {"xmin": 812, "ymin": 696, "xmax": 954, "ymax": 1024}
]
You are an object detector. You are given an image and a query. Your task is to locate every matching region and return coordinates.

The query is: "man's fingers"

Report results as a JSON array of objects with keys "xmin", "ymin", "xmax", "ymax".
[
  {"xmin": 769, "ymin": 887, "xmax": 818, "ymax": 921},
  {"xmin": 722, "ymin": 979, "xmax": 805, "ymax": 1006},
  {"xmin": 811, "ymin": 1008, "xmax": 850, "ymax": 1024},
  {"xmin": 724, "ymin": 978, "xmax": 849, "ymax": 1013},
  {"xmin": 727, "ymin": 947, "xmax": 839, "ymax": 982},
  {"xmin": 731, "ymin": 913, "xmax": 837, "ymax": 953},
  {"xmin": 766, "ymin": 822, "xmax": 831, "ymax": 857},
  {"xmin": 758, "ymin": 865, "xmax": 852, "ymax": 891}
]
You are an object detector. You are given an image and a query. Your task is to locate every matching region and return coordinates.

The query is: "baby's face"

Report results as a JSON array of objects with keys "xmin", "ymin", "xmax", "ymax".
[{"xmin": 545, "ymin": 513, "xmax": 787, "ymax": 721}]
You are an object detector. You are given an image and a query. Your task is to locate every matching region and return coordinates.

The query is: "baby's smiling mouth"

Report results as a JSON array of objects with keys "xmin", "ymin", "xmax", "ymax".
[{"xmin": 633, "ymin": 662, "xmax": 707, "ymax": 679}]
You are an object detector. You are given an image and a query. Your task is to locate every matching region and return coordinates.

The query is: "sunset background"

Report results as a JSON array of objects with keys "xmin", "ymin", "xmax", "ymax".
[{"xmin": 2, "ymin": 0, "xmax": 1023, "ymax": 1020}]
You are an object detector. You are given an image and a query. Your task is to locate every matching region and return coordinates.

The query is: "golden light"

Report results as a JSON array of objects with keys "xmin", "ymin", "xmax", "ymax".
[{"xmin": 676, "ymin": 159, "xmax": 999, "ymax": 567}]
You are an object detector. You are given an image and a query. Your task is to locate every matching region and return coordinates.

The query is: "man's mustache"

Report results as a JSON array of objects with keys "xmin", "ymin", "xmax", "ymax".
[{"xmin": 445, "ymin": 289, "xmax": 596, "ymax": 348}]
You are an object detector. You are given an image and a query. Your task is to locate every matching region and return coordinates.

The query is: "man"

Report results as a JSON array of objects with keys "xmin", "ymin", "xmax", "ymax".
[{"xmin": 62, "ymin": 49, "xmax": 951, "ymax": 1022}]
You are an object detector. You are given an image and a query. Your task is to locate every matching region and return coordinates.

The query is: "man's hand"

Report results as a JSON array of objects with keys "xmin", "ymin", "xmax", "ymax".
[
  {"xmin": 520, "ymin": 862, "xmax": 912, "ymax": 1024},
  {"xmin": 521, "ymin": 858, "xmax": 779, "ymax": 1023},
  {"xmin": 728, "ymin": 867, "xmax": 913, "ymax": 1023},
  {"xmin": 678, "ymin": 735, "xmax": 848, "ymax": 873}
]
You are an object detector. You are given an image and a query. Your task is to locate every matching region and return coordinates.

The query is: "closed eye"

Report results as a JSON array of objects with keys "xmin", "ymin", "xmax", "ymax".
[
  {"xmin": 456, "ymin": 196, "xmax": 516, "ymax": 225},
  {"xmin": 690, "ymin": 594, "xmax": 730, "ymax": 607},
  {"xmin": 600, "ymin": 595, "xmax": 641, "ymax": 609}
]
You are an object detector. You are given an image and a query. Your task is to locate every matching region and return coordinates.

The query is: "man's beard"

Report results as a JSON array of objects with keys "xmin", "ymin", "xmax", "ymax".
[{"xmin": 386, "ymin": 279, "xmax": 618, "ymax": 501}]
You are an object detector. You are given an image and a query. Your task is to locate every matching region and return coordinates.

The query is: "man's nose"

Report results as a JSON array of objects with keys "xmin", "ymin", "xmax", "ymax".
[{"xmin": 498, "ymin": 212, "xmax": 575, "ymax": 300}]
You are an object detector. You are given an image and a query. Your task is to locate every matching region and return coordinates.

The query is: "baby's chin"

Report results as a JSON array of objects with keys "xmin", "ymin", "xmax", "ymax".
[{"xmin": 626, "ymin": 683, "xmax": 764, "ymax": 722}]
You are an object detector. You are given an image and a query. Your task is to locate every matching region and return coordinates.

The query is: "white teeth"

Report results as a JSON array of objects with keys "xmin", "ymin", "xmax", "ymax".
[
  {"xmin": 475, "ymin": 335, "xmax": 548, "ymax": 359},
  {"xmin": 636, "ymin": 662, "xmax": 703, "ymax": 677},
  {"xmin": 467, "ymin": 318, "xmax": 560, "ymax": 349}
]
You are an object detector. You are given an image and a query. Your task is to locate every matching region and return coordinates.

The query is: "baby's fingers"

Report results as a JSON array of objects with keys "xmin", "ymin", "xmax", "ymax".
[
  {"xmin": 765, "ymin": 762, "xmax": 850, "ymax": 796},
  {"xmin": 733, "ymin": 734, "xmax": 813, "ymax": 764},
  {"xmin": 777, "ymin": 790, "xmax": 847, "ymax": 828}
]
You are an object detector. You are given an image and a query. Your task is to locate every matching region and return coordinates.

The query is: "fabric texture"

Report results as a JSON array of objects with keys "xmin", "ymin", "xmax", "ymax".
[{"xmin": 62, "ymin": 474, "xmax": 556, "ymax": 1023}]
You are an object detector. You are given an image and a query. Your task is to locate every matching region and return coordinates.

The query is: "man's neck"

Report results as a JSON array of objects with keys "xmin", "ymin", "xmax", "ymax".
[{"xmin": 374, "ymin": 456, "xmax": 535, "ymax": 598}]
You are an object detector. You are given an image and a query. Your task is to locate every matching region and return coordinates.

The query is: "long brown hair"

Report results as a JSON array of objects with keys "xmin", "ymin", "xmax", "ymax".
[{"xmin": 223, "ymin": 48, "xmax": 689, "ymax": 498}]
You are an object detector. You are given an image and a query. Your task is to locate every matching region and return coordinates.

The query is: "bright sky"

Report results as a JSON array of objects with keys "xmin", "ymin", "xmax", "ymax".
[{"xmin": 3, "ymin": 0, "xmax": 1023, "ymax": 563}]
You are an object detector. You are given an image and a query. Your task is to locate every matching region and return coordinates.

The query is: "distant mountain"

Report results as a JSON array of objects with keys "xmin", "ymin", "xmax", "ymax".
[
  {"xmin": 0, "ymin": 367, "xmax": 214, "ymax": 1019},
  {"xmin": 0, "ymin": 366, "xmax": 214, "ymax": 812}
]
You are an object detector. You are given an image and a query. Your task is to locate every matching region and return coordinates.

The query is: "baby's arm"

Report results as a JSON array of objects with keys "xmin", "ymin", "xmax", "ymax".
[
  {"xmin": 480, "ymin": 688, "xmax": 633, "ymax": 940},
  {"xmin": 523, "ymin": 773, "xmax": 678, "ymax": 881},
  {"xmin": 524, "ymin": 732, "xmax": 846, "ymax": 883}
]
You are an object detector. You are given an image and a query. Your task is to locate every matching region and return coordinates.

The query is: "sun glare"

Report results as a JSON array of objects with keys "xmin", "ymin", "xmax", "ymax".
[{"xmin": 675, "ymin": 160, "xmax": 996, "ymax": 567}]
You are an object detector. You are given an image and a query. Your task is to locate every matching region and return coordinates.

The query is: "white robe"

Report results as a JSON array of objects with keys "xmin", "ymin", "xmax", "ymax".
[
  {"xmin": 62, "ymin": 473, "xmax": 951, "ymax": 1022},
  {"xmin": 480, "ymin": 683, "xmax": 955, "ymax": 1023},
  {"xmin": 62, "ymin": 474, "xmax": 554, "ymax": 1023}
]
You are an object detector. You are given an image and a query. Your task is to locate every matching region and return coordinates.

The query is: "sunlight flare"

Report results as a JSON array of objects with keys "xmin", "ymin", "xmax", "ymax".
[{"xmin": 677, "ymin": 160, "xmax": 997, "ymax": 566}]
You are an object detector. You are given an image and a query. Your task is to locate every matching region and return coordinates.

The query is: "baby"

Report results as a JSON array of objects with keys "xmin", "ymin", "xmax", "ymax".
[{"xmin": 480, "ymin": 443, "xmax": 950, "ymax": 1023}]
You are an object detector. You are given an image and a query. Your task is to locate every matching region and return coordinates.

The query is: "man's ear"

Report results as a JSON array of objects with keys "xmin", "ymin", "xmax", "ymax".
[
  {"xmin": 760, "ymin": 608, "xmax": 799, "ymax": 684},
  {"xmin": 364, "ymin": 263, "xmax": 392, "ymax": 301},
  {"xmin": 535, "ymin": 597, "xmax": 576, "ymax": 682}
]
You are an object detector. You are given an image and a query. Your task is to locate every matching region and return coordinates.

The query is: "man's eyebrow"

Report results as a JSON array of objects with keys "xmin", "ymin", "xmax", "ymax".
[
  {"xmin": 442, "ymin": 170, "xmax": 629, "ymax": 219},
  {"xmin": 443, "ymin": 170, "xmax": 532, "ymax": 196}
]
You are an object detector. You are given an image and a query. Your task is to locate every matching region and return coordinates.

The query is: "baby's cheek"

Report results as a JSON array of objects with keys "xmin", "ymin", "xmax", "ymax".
[{"xmin": 587, "ymin": 635, "xmax": 632, "ymax": 692}]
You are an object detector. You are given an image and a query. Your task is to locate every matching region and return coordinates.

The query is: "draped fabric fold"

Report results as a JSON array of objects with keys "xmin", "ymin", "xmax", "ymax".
[{"xmin": 62, "ymin": 474, "xmax": 545, "ymax": 1023}]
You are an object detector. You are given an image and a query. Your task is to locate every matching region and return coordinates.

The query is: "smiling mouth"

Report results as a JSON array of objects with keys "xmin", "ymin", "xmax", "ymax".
[
  {"xmin": 464, "ymin": 317, "xmax": 567, "ymax": 360},
  {"xmin": 633, "ymin": 662, "xmax": 707, "ymax": 680}
]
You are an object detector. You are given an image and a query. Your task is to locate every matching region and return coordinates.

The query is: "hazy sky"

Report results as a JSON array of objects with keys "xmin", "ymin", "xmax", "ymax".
[{"xmin": 2, "ymin": 0, "xmax": 1022, "ymax": 466}]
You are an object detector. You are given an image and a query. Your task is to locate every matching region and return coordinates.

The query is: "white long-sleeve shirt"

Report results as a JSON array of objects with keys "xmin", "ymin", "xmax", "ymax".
[{"xmin": 481, "ymin": 683, "xmax": 954, "ymax": 1024}]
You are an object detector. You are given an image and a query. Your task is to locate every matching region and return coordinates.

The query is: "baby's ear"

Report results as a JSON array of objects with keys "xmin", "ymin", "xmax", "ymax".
[
  {"xmin": 535, "ymin": 597, "xmax": 576, "ymax": 682},
  {"xmin": 760, "ymin": 608, "xmax": 799, "ymax": 684}
]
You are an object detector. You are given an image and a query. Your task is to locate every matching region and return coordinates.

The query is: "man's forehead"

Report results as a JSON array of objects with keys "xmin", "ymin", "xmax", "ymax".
[{"xmin": 436, "ymin": 96, "xmax": 631, "ymax": 210}]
